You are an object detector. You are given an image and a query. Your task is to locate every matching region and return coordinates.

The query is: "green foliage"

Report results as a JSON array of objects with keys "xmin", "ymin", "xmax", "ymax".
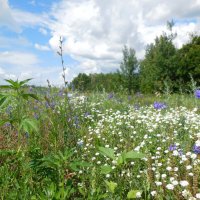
[
  {"xmin": 100, "ymin": 165, "xmax": 113, "ymax": 174},
  {"xmin": 105, "ymin": 180, "xmax": 117, "ymax": 193},
  {"xmin": 0, "ymin": 79, "xmax": 39, "ymax": 134},
  {"xmin": 98, "ymin": 146, "xmax": 115, "ymax": 160},
  {"xmin": 1, "ymin": 90, "xmax": 200, "ymax": 199},
  {"xmin": 173, "ymin": 35, "xmax": 200, "ymax": 91},
  {"xmin": 119, "ymin": 45, "xmax": 139, "ymax": 94},
  {"xmin": 140, "ymin": 34, "xmax": 176, "ymax": 93},
  {"xmin": 127, "ymin": 190, "xmax": 142, "ymax": 199},
  {"xmin": 70, "ymin": 34, "xmax": 200, "ymax": 94},
  {"xmin": 19, "ymin": 117, "xmax": 39, "ymax": 133},
  {"xmin": 71, "ymin": 72, "xmax": 123, "ymax": 93},
  {"xmin": 99, "ymin": 146, "xmax": 145, "ymax": 166}
]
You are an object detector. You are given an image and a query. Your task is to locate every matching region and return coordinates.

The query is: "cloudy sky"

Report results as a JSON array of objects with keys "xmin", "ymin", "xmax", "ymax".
[{"xmin": 0, "ymin": 0, "xmax": 200, "ymax": 86}]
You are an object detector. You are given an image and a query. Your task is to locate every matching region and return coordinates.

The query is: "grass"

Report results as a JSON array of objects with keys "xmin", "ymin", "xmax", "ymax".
[{"xmin": 0, "ymin": 83, "xmax": 200, "ymax": 199}]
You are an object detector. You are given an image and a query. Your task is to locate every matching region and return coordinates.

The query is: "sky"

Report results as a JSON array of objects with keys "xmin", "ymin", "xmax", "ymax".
[{"xmin": 0, "ymin": 0, "xmax": 200, "ymax": 86}]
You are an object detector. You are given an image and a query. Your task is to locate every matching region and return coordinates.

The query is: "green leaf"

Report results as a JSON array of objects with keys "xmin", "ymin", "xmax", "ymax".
[
  {"xmin": 21, "ymin": 93, "xmax": 39, "ymax": 101},
  {"xmin": 69, "ymin": 161, "xmax": 92, "ymax": 171},
  {"xmin": 0, "ymin": 85, "xmax": 12, "ymax": 89},
  {"xmin": 0, "ymin": 96, "xmax": 7, "ymax": 107},
  {"xmin": 0, "ymin": 149, "xmax": 17, "ymax": 156},
  {"xmin": 19, "ymin": 117, "xmax": 39, "ymax": 133},
  {"xmin": 5, "ymin": 79, "xmax": 20, "ymax": 89},
  {"xmin": 124, "ymin": 151, "xmax": 145, "ymax": 160},
  {"xmin": 99, "ymin": 147, "xmax": 115, "ymax": 160},
  {"xmin": 0, "ymin": 119, "xmax": 9, "ymax": 126},
  {"xmin": 19, "ymin": 78, "xmax": 32, "ymax": 86},
  {"xmin": 105, "ymin": 181, "xmax": 117, "ymax": 193},
  {"xmin": 0, "ymin": 95, "xmax": 12, "ymax": 108},
  {"xmin": 127, "ymin": 190, "xmax": 142, "ymax": 199},
  {"xmin": 117, "ymin": 155, "xmax": 124, "ymax": 165},
  {"xmin": 100, "ymin": 165, "xmax": 113, "ymax": 174}
]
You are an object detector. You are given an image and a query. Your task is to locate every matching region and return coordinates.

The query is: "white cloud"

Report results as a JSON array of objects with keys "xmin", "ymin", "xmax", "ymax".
[
  {"xmin": 48, "ymin": 0, "xmax": 200, "ymax": 74},
  {"xmin": 34, "ymin": 43, "xmax": 50, "ymax": 51},
  {"xmin": 0, "ymin": 0, "xmax": 20, "ymax": 32},
  {"xmin": 29, "ymin": 0, "xmax": 36, "ymax": 6},
  {"xmin": 0, "ymin": 0, "xmax": 200, "ymax": 85},
  {"xmin": 12, "ymin": 9, "xmax": 50, "ymax": 28},
  {"xmin": 0, "ymin": 67, "xmax": 5, "ymax": 75},
  {"xmin": 0, "ymin": 50, "xmax": 73, "ymax": 86},
  {"xmin": 0, "ymin": 0, "xmax": 51, "ymax": 32},
  {"xmin": 0, "ymin": 35, "xmax": 31, "ymax": 48},
  {"xmin": 39, "ymin": 27, "xmax": 48, "ymax": 35},
  {"xmin": 0, "ymin": 51, "xmax": 39, "ymax": 67}
]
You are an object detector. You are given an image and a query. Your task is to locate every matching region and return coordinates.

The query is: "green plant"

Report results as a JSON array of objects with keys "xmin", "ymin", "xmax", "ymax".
[{"xmin": 0, "ymin": 79, "xmax": 39, "ymax": 134}]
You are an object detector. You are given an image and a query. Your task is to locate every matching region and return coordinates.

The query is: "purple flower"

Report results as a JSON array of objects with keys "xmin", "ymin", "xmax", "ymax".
[
  {"xmin": 6, "ymin": 106, "xmax": 12, "ymax": 114},
  {"xmin": 84, "ymin": 112, "xmax": 90, "ymax": 117},
  {"xmin": 34, "ymin": 113, "xmax": 39, "ymax": 120},
  {"xmin": 195, "ymin": 90, "xmax": 200, "ymax": 99},
  {"xmin": 4, "ymin": 122, "xmax": 11, "ymax": 127},
  {"xmin": 178, "ymin": 149, "xmax": 183, "ymax": 156},
  {"xmin": 169, "ymin": 144, "xmax": 177, "ymax": 151},
  {"xmin": 29, "ymin": 87, "xmax": 33, "ymax": 92},
  {"xmin": 193, "ymin": 144, "xmax": 200, "ymax": 154},
  {"xmin": 154, "ymin": 102, "xmax": 167, "ymax": 110},
  {"xmin": 58, "ymin": 89, "xmax": 64, "ymax": 97},
  {"xmin": 108, "ymin": 93, "xmax": 114, "ymax": 99}
]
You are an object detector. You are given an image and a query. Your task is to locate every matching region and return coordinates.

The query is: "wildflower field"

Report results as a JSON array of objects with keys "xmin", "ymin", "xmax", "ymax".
[{"xmin": 0, "ymin": 81, "xmax": 200, "ymax": 200}]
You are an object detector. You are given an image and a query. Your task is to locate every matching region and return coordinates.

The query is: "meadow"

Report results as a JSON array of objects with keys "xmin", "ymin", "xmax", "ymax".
[{"xmin": 0, "ymin": 79, "xmax": 200, "ymax": 200}]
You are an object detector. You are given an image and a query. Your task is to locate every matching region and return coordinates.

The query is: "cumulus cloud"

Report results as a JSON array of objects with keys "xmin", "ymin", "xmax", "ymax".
[
  {"xmin": 48, "ymin": 0, "xmax": 200, "ymax": 74},
  {"xmin": 0, "ymin": 0, "xmax": 20, "ymax": 32},
  {"xmin": 39, "ymin": 27, "xmax": 48, "ymax": 35},
  {"xmin": 34, "ymin": 43, "xmax": 50, "ymax": 51},
  {"xmin": 0, "ymin": 50, "xmax": 73, "ymax": 86},
  {"xmin": 0, "ymin": 0, "xmax": 51, "ymax": 32},
  {"xmin": 0, "ymin": 51, "xmax": 39, "ymax": 67},
  {"xmin": 0, "ymin": 35, "xmax": 31, "ymax": 48},
  {"xmin": 0, "ymin": 0, "xmax": 200, "ymax": 85}
]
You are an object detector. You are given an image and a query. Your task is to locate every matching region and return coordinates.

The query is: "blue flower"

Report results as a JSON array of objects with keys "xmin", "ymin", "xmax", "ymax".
[
  {"xmin": 193, "ymin": 144, "xmax": 200, "ymax": 154},
  {"xmin": 29, "ymin": 87, "xmax": 33, "ymax": 92},
  {"xmin": 58, "ymin": 89, "xmax": 64, "ymax": 97},
  {"xmin": 4, "ymin": 122, "xmax": 11, "ymax": 127},
  {"xmin": 195, "ymin": 89, "xmax": 200, "ymax": 99},
  {"xmin": 108, "ymin": 93, "xmax": 114, "ymax": 99},
  {"xmin": 6, "ymin": 106, "xmax": 12, "ymax": 114},
  {"xmin": 34, "ymin": 113, "xmax": 39, "ymax": 120},
  {"xmin": 154, "ymin": 102, "xmax": 167, "ymax": 110},
  {"xmin": 84, "ymin": 112, "xmax": 90, "ymax": 117},
  {"xmin": 169, "ymin": 144, "xmax": 177, "ymax": 151}
]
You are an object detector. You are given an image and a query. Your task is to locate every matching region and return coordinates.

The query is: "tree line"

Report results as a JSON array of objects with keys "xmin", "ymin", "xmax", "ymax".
[{"xmin": 70, "ymin": 28, "xmax": 200, "ymax": 94}]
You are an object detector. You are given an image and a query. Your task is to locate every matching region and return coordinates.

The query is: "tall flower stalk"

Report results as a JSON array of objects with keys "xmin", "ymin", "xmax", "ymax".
[{"xmin": 57, "ymin": 36, "xmax": 76, "ymax": 147}]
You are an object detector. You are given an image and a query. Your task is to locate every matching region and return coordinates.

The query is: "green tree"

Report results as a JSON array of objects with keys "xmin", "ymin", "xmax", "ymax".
[
  {"xmin": 119, "ymin": 45, "xmax": 138, "ymax": 94},
  {"xmin": 174, "ymin": 35, "xmax": 200, "ymax": 91},
  {"xmin": 140, "ymin": 34, "xmax": 176, "ymax": 93},
  {"xmin": 71, "ymin": 73, "xmax": 91, "ymax": 91}
]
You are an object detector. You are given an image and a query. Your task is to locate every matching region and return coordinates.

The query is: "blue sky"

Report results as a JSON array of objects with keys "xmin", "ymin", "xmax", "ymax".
[{"xmin": 0, "ymin": 0, "xmax": 199, "ymax": 86}]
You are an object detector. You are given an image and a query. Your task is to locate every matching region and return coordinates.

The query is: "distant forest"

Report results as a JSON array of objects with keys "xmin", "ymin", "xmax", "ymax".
[{"xmin": 70, "ymin": 30, "xmax": 200, "ymax": 94}]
